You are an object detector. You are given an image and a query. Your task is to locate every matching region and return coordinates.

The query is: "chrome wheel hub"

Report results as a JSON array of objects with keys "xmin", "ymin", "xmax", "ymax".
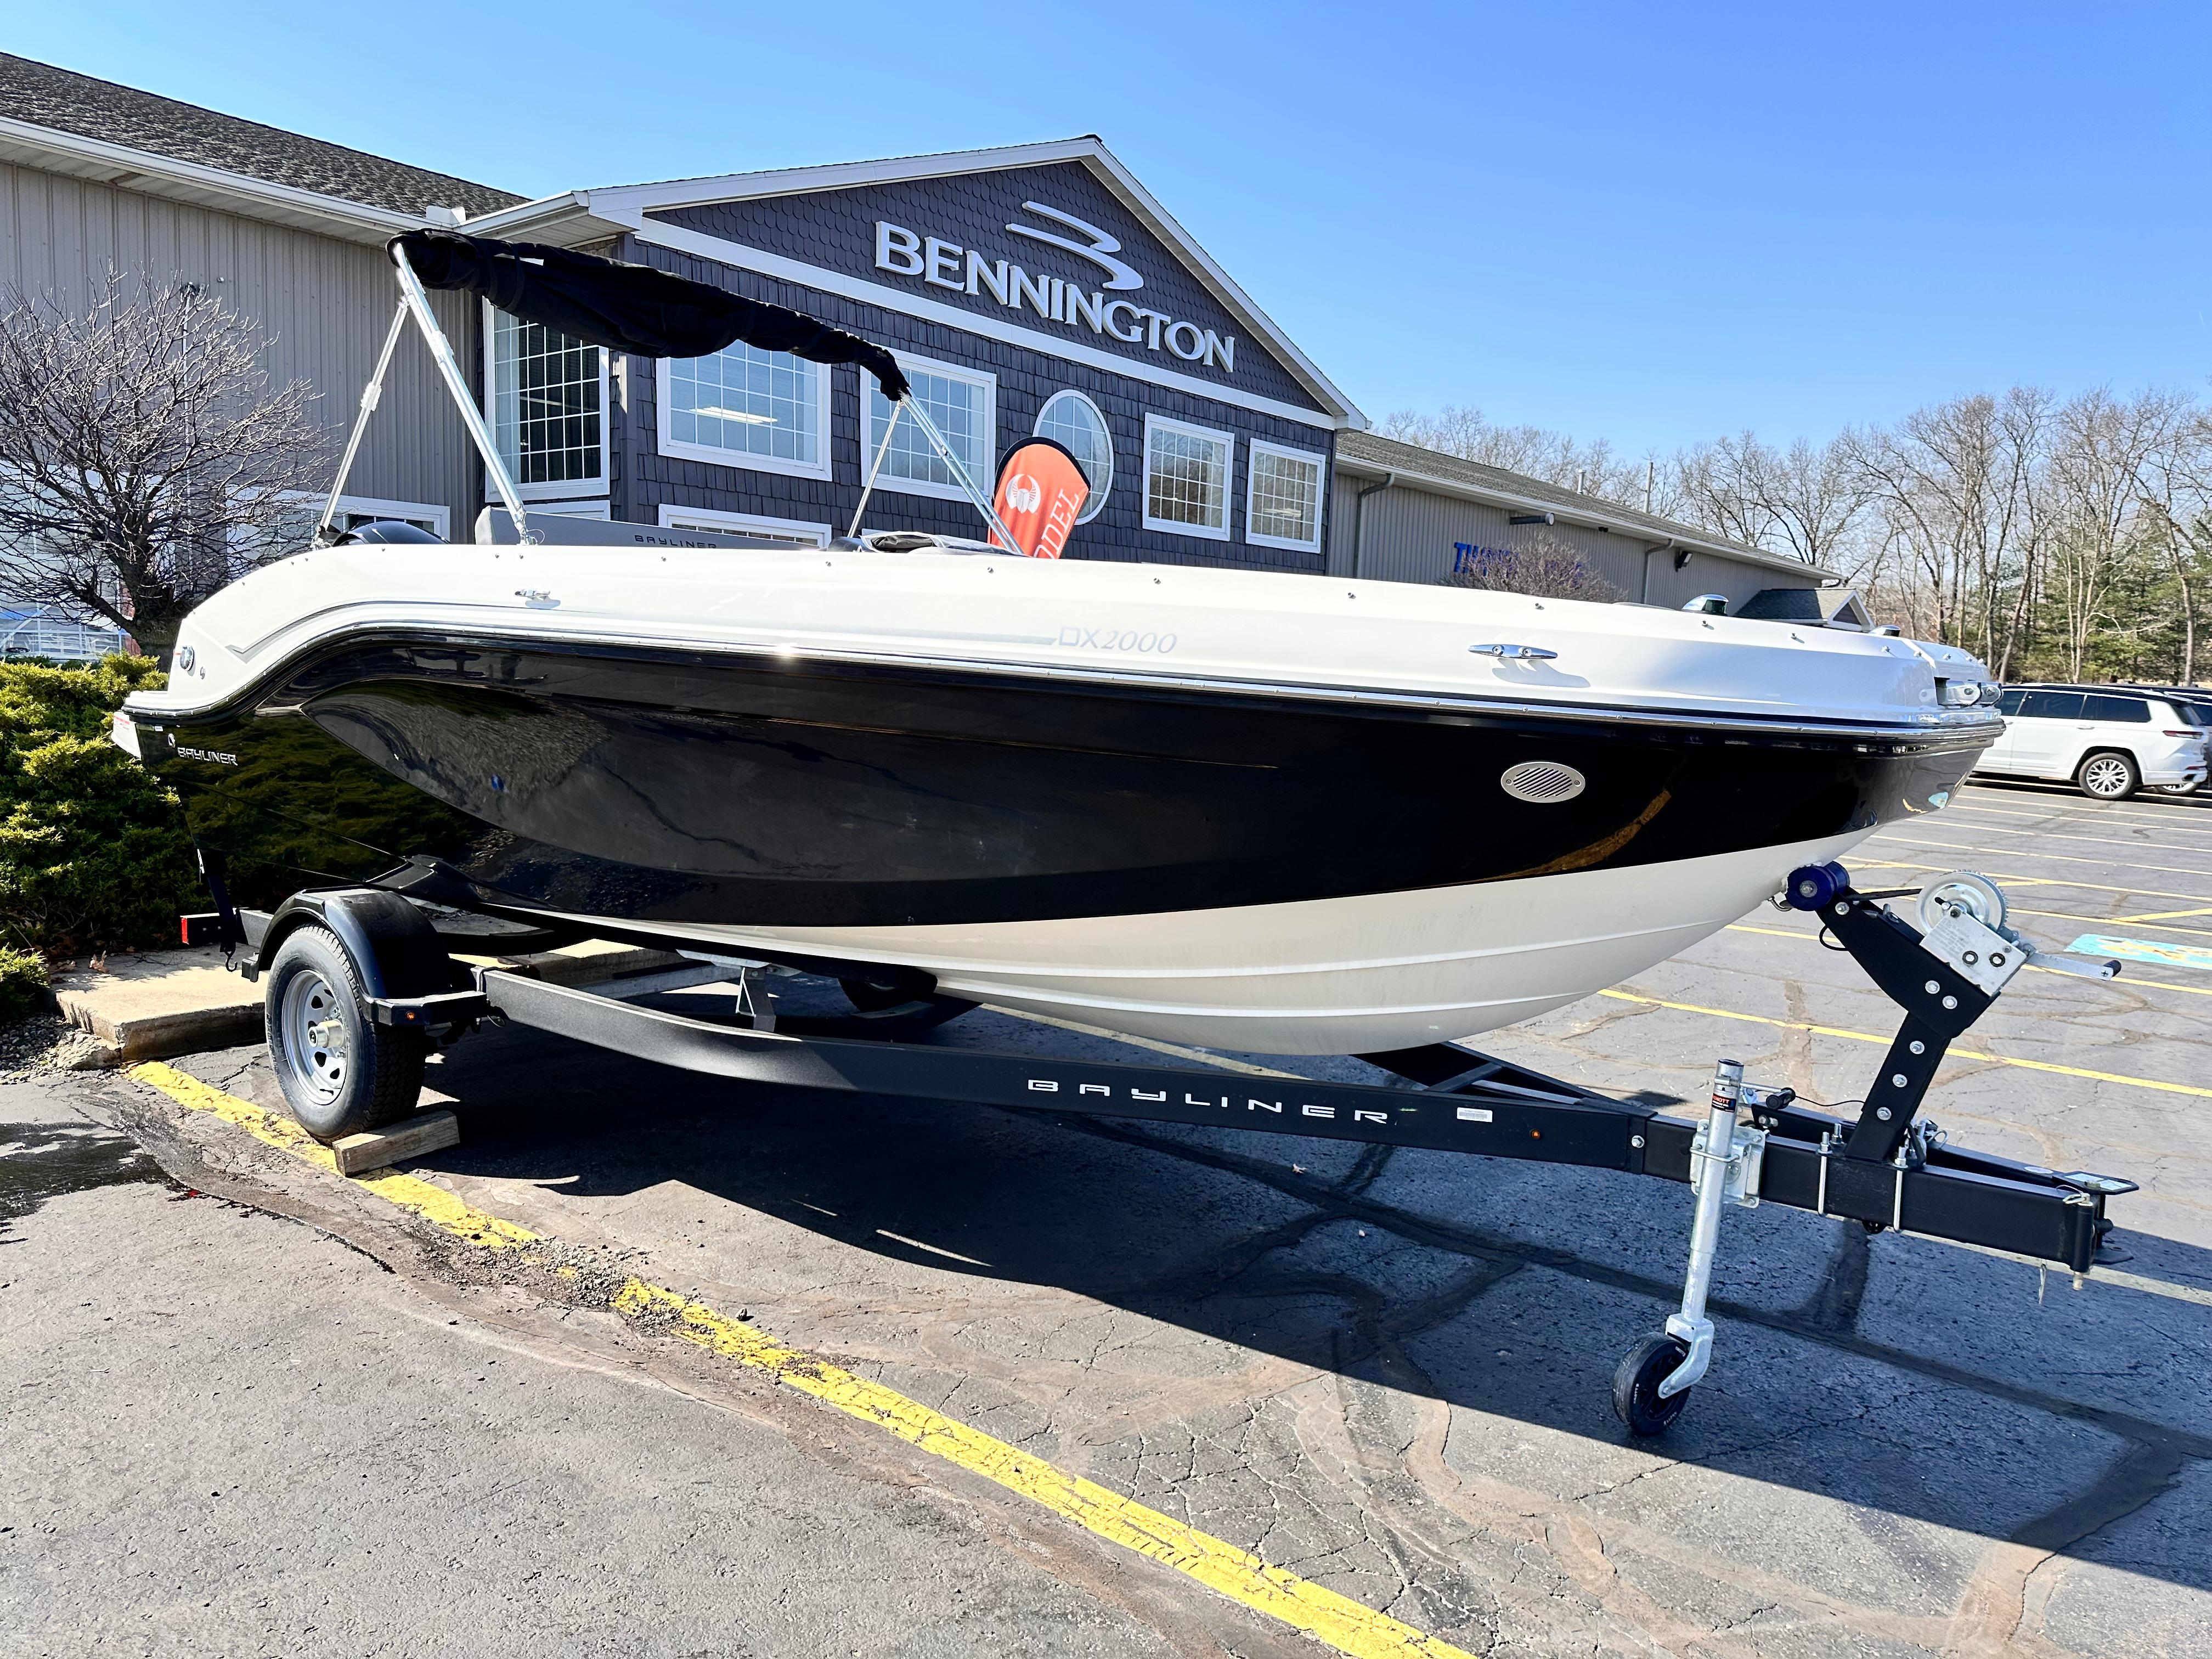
[
  {"xmin": 2082, "ymin": 756, "xmax": 2131, "ymax": 797},
  {"xmin": 280, "ymin": 969, "xmax": 350, "ymax": 1105}
]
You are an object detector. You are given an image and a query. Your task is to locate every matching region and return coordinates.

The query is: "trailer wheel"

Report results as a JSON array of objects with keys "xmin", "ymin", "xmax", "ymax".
[
  {"xmin": 1612, "ymin": 1333, "xmax": 1694, "ymax": 1436},
  {"xmin": 264, "ymin": 924, "xmax": 427, "ymax": 1142}
]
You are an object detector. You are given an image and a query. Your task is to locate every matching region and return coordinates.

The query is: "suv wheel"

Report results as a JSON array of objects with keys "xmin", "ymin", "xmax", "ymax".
[{"xmin": 2076, "ymin": 751, "xmax": 2140, "ymax": 801}]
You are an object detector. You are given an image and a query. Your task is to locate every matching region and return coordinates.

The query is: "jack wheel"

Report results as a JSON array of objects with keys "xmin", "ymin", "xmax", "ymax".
[{"xmin": 1613, "ymin": 1333, "xmax": 1693, "ymax": 1436}]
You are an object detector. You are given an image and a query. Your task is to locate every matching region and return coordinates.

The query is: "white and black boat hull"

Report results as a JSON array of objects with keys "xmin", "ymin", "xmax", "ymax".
[
  {"xmin": 119, "ymin": 235, "xmax": 2001, "ymax": 1056},
  {"xmin": 123, "ymin": 571, "xmax": 1991, "ymax": 1051}
]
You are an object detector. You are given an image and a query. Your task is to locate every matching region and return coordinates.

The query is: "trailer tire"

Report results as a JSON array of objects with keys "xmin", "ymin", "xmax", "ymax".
[
  {"xmin": 265, "ymin": 924, "xmax": 427, "ymax": 1142},
  {"xmin": 1612, "ymin": 1333, "xmax": 1694, "ymax": 1436}
]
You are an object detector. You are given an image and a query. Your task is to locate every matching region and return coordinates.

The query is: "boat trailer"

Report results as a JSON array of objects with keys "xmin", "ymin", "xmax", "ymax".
[{"xmin": 207, "ymin": 861, "xmax": 2135, "ymax": 1435}]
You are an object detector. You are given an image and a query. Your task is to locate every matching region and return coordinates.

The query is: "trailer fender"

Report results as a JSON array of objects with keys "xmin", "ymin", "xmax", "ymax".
[{"xmin": 253, "ymin": 889, "xmax": 458, "ymax": 999}]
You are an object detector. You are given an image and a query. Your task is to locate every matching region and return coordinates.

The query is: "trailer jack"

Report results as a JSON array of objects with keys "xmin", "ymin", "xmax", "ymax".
[{"xmin": 1610, "ymin": 862, "xmax": 2135, "ymax": 1434}]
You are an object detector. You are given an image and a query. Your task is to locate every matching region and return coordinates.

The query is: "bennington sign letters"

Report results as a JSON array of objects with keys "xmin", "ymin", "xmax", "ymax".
[{"xmin": 874, "ymin": 205, "xmax": 1238, "ymax": 373}]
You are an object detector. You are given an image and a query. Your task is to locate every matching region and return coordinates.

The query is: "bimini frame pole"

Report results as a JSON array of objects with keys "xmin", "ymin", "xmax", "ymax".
[
  {"xmin": 896, "ymin": 393, "xmax": 1023, "ymax": 553},
  {"xmin": 390, "ymin": 243, "xmax": 537, "ymax": 544},
  {"xmin": 846, "ymin": 397, "xmax": 904, "ymax": 539},
  {"xmin": 316, "ymin": 298, "xmax": 409, "ymax": 544}
]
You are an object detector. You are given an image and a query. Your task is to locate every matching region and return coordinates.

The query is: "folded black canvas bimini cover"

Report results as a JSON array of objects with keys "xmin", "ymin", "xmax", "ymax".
[{"xmin": 391, "ymin": 230, "xmax": 910, "ymax": 400}]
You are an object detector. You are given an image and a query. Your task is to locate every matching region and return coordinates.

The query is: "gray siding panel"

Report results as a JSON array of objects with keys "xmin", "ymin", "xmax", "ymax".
[
  {"xmin": 1327, "ymin": 472, "xmax": 1814, "ymax": 610},
  {"xmin": 0, "ymin": 161, "xmax": 478, "ymax": 534}
]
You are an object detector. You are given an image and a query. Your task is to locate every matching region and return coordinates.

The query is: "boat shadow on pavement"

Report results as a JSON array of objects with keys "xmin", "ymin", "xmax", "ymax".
[{"xmin": 390, "ymin": 1003, "xmax": 2212, "ymax": 1601}]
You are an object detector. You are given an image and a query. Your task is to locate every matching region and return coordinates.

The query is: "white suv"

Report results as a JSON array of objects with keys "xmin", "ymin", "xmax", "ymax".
[{"xmin": 1976, "ymin": 686, "xmax": 2209, "ymax": 800}]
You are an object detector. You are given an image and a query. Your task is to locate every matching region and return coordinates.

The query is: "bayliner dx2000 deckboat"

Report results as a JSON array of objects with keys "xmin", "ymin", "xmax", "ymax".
[{"xmin": 111, "ymin": 232, "xmax": 2134, "ymax": 1435}]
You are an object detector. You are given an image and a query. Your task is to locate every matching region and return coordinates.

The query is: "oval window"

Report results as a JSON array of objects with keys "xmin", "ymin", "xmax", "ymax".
[{"xmin": 1032, "ymin": 391, "xmax": 1114, "ymax": 523}]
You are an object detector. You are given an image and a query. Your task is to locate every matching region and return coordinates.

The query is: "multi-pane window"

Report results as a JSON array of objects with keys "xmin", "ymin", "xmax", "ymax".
[
  {"xmin": 1033, "ymin": 391, "xmax": 1114, "ymax": 523},
  {"xmin": 490, "ymin": 312, "xmax": 601, "ymax": 488},
  {"xmin": 866, "ymin": 356, "xmax": 996, "ymax": 500},
  {"xmin": 1246, "ymin": 440, "xmax": 1325, "ymax": 552},
  {"xmin": 1142, "ymin": 416, "xmax": 1232, "ymax": 540},
  {"xmin": 662, "ymin": 344, "xmax": 827, "ymax": 478}
]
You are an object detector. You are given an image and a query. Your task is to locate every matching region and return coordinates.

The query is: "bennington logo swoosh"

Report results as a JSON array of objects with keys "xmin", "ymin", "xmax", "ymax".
[{"xmin": 1003, "ymin": 202, "xmax": 1143, "ymax": 291}]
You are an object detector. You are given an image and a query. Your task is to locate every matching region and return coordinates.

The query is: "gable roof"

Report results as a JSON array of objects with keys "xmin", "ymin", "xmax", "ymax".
[
  {"xmin": 1336, "ymin": 430, "xmax": 1838, "ymax": 580},
  {"xmin": 461, "ymin": 138, "xmax": 1364, "ymax": 428},
  {"xmin": 0, "ymin": 54, "xmax": 520, "ymax": 240}
]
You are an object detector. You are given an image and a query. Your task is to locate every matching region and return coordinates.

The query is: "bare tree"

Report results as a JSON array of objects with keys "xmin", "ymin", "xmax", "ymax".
[
  {"xmin": 0, "ymin": 274, "xmax": 326, "ymax": 661},
  {"xmin": 1669, "ymin": 431, "xmax": 1871, "ymax": 568},
  {"xmin": 1387, "ymin": 385, "xmax": 2212, "ymax": 680},
  {"xmin": 1672, "ymin": 433, "xmax": 1782, "ymax": 554},
  {"xmin": 2135, "ymin": 400, "xmax": 2212, "ymax": 684},
  {"xmin": 2042, "ymin": 388, "xmax": 2181, "ymax": 680},
  {"xmin": 1444, "ymin": 532, "xmax": 1622, "ymax": 602},
  {"xmin": 1380, "ymin": 405, "xmax": 1655, "ymax": 511},
  {"xmin": 1853, "ymin": 391, "xmax": 2049, "ymax": 670}
]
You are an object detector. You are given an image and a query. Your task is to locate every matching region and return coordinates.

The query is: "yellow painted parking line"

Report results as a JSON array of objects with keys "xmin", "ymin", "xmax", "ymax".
[
  {"xmin": 1938, "ymin": 809, "xmax": 2212, "ymax": 845},
  {"xmin": 128, "ymin": 1063, "xmax": 538, "ymax": 1247},
  {"xmin": 1928, "ymin": 816, "xmax": 2212, "ymax": 854},
  {"xmin": 1870, "ymin": 835, "xmax": 2212, "ymax": 886},
  {"xmin": 612, "ymin": 1281, "xmax": 1475, "ymax": 1659},
  {"xmin": 1954, "ymin": 793, "xmax": 2212, "ymax": 832},
  {"xmin": 1722, "ymin": 924, "xmax": 2212, "ymax": 998},
  {"xmin": 1853, "ymin": 858, "xmax": 2212, "ymax": 906},
  {"xmin": 2113, "ymin": 907, "xmax": 2212, "ymax": 923},
  {"xmin": 1594, "ymin": 990, "xmax": 2212, "ymax": 1099},
  {"xmin": 127, "ymin": 1062, "xmax": 1475, "ymax": 1659},
  {"xmin": 2013, "ymin": 908, "xmax": 2212, "ymax": 941}
]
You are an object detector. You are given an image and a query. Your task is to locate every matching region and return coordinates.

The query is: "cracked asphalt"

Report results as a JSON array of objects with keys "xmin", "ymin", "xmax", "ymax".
[{"xmin": 6, "ymin": 779, "xmax": 2210, "ymax": 1656}]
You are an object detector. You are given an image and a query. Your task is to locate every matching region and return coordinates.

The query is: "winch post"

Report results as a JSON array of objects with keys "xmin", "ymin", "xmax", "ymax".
[
  {"xmin": 1658, "ymin": 1058, "xmax": 1747, "ymax": 1400},
  {"xmin": 1791, "ymin": 877, "xmax": 1994, "ymax": 1165}
]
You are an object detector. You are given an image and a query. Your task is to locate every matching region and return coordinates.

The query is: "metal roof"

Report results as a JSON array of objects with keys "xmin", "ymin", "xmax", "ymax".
[
  {"xmin": 0, "ymin": 54, "xmax": 520, "ymax": 220},
  {"xmin": 1336, "ymin": 430, "xmax": 1838, "ymax": 580}
]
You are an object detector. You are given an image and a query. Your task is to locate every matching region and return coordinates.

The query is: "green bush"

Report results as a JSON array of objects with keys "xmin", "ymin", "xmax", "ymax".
[
  {"xmin": 0, "ymin": 943, "xmax": 47, "ymax": 1022},
  {"xmin": 0, "ymin": 654, "xmax": 201, "ymax": 959}
]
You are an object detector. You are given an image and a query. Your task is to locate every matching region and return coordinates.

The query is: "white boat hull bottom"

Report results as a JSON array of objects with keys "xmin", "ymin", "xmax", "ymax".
[{"xmin": 553, "ymin": 832, "xmax": 1869, "ymax": 1054}]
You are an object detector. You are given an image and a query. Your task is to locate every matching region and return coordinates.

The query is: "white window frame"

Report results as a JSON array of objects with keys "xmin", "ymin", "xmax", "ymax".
[
  {"xmin": 1032, "ymin": 390, "xmax": 1115, "ymax": 525},
  {"xmin": 1141, "ymin": 414, "xmax": 1234, "ymax": 542},
  {"xmin": 657, "ymin": 503, "xmax": 833, "ymax": 549},
  {"xmin": 1243, "ymin": 438, "xmax": 1327, "ymax": 554},
  {"xmin": 655, "ymin": 350, "xmax": 834, "ymax": 481},
  {"xmin": 527, "ymin": 500, "xmax": 612, "ymax": 520},
  {"xmin": 864, "ymin": 350, "xmax": 998, "ymax": 504},
  {"xmin": 238, "ymin": 488, "xmax": 451, "ymax": 545},
  {"xmin": 481, "ymin": 300, "xmax": 612, "ymax": 503}
]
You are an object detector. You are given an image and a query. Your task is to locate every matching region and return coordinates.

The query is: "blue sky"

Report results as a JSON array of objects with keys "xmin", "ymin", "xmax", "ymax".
[{"xmin": 15, "ymin": 2, "xmax": 2209, "ymax": 454}]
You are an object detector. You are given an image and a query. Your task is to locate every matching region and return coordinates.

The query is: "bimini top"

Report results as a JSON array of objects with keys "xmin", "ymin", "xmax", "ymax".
[{"xmin": 391, "ymin": 230, "xmax": 911, "ymax": 399}]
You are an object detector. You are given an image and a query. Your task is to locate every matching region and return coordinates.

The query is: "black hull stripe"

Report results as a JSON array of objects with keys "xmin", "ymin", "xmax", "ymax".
[{"xmin": 139, "ymin": 632, "xmax": 1993, "ymax": 930}]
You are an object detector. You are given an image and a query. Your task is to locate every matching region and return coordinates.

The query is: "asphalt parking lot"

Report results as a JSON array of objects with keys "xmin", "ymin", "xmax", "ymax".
[{"xmin": 7, "ymin": 780, "xmax": 2210, "ymax": 1657}]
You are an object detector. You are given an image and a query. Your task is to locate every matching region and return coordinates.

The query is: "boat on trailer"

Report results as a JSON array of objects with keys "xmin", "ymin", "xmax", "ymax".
[
  {"xmin": 109, "ymin": 232, "xmax": 2135, "ymax": 1432},
  {"xmin": 121, "ymin": 528, "xmax": 2004, "ymax": 1052}
]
